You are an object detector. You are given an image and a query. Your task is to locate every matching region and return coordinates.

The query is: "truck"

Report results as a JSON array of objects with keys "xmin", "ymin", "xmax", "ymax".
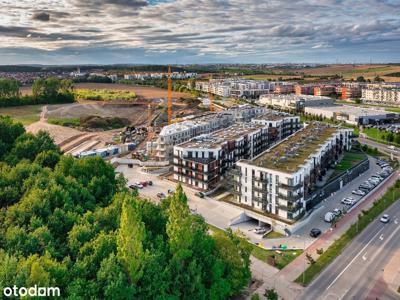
[{"xmin": 324, "ymin": 212, "xmax": 336, "ymax": 223}]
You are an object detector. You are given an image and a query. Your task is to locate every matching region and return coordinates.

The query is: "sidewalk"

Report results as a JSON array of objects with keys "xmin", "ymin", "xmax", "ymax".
[{"xmin": 279, "ymin": 170, "xmax": 399, "ymax": 283}]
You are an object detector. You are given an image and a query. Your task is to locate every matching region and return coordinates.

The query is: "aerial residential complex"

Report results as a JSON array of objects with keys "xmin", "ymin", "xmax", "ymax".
[
  {"xmin": 173, "ymin": 112, "xmax": 301, "ymax": 191},
  {"xmin": 155, "ymin": 105, "xmax": 268, "ymax": 161},
  {"xmin": 258, "ymin": 94, "xmax": 334, "ymax": 111},
  {"xmin": 234, "ymin": 123, "xmax": 353, "ymax": 224},
  {"xmin": 194, "ymin": 79, "xmax": 273, "ymax": 98}
]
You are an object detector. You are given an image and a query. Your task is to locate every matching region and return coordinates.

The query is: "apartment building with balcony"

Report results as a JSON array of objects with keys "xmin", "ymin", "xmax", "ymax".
[
  {"xmin": 295, "ymin": 84, "xmax": 318, "ymax": 95},
  {"xmin": 173, "ymin": 123, "xmax": 271, "ymax": 191},
  {"xmin": 251, "ymin": 112, "xmax": 301, "ymax": 139},
  {"xmin": 362, "ymin": 88, "xmax": 400, "ymax": 106},
  {"xmin": 155, "ymin": 112, "xmax": 234, "ymax": 161},
  {"xmin": 155, "ymin": 105, "xmax": 269, "ymax": 162},
  {"xmin": 314, "ymin": 85, "xmax": 336, "ymax": 96},
  {"xmin": 234, "ymin": 123, "xmax": 353, "ymax": 223}
]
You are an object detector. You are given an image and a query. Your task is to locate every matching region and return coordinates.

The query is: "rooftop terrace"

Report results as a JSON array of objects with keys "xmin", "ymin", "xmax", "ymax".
[
  {"xmin": 177, "ymin": 122, "xmax": 266, "ymax": 149},
  {"xmin": 249, "ymin": 123, "xmax": 339, "ymax": 173}
]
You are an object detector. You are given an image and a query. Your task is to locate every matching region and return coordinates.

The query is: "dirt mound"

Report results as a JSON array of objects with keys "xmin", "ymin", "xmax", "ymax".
[{"xmin": 80, "ymin": 115, "xmax": 130, "ymax": 130}]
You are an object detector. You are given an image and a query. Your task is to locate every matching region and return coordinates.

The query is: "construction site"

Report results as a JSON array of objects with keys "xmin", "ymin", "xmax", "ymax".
[{"xmin": 25, "ymin": 67, "xmax": 206, "ymax": 159}]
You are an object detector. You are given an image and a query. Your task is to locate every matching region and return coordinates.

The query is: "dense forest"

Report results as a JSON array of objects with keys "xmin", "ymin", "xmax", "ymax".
[
  {"xmin": 0, "ymin": 116, "xmax": 251, "ymax": 299},
  {"xmin": 0, "ymin": 78, "xmax": 74, "ymax": 107}
]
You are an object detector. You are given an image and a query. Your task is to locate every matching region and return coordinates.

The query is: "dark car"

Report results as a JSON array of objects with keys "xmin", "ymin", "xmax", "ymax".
[
  {"xmin": 195, "ymin": 191, "xmax": 205, "ymax": 198},
  {"xmin": 310, "ymin": 228, "xmax": 322, "ymax": 238}
]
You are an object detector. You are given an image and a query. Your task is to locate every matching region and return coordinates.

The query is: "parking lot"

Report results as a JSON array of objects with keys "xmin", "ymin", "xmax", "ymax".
[
  {"xmin": 116, "ymin": 155, "xmax": 393, "ymax": 250},
  {"xmin": 255, "ymin": 156, "xmax": 393, "ymax": 249}
]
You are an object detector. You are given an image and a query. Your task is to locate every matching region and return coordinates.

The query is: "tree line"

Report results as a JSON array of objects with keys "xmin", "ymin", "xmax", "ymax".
[
  {"xmin": 0, "ymin": 77, "xmax": 74, "ymax": 107},
  {"xmin": 0, "ymin": 116, "xmax": 251, "ymax": 299}
]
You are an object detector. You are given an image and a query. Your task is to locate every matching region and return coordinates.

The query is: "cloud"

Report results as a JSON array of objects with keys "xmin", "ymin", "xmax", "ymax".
[
  {"xmin": 0, "ymin": 0, "xmax": 399, "ymax": 63},
  {"xmin": 32, "ymin": 12, "xmax": 50, "ymax": 22}
]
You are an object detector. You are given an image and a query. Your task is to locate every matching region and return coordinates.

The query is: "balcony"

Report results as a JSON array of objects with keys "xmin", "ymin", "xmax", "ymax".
[
  {"xmin": 279, "ymin": 182, "xmax": 303, "ymax": 190},
  {"xmin": 278, "ymin": 192, "xmax": 303, "ymax": 202}
]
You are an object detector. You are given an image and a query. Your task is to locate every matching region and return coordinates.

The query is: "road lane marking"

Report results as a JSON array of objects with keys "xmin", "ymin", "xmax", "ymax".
[{"xmin": 326, "ymin": 226, "xmax": 385, "ymax": 290}]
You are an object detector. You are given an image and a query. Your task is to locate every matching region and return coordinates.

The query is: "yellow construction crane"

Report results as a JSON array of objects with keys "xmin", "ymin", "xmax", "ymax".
[
  {"xmin": 208, "ymin": 75, "xmax": 214, "ymax": 111},
  {"xmin": 167, "ymin": 66, "xmax": 172, "ymax": 124}
]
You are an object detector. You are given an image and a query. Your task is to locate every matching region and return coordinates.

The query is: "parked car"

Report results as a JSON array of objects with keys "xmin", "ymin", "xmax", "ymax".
[
  {"xmin": 167, "ymin": 189, "xmax": 174, "ymax": 194},
  {"xmin": 380, "ymin": 214, "xmax": 390, "ymax": 223},
  {"xmin": 135, "ymin": 183, "xmax": 143, "ymax": 189},
  {"xmin": 254, "ymin": 227, "xmax": 267, "ymax": 234},
  {"xmin": 157, "ymin": 192, "xmax": 166, "ymax": 199},
  {"xmin": 310, "ymin": 228, "xmax": 322, "ymax": 238},
  {"xmin": 333, "ymin": 208, "xmax": 342, "ymax": 217},
  {"xmin": 128, "ymin": 184, "xmax": 138, "ymax": 190},
  {"xmin": 147, "ymin": 180, "xmax": 153, "ymax": 186},
  {"xmin": 352, "ymin": 190, "xmax": 366, "ymax": 196},
  {"xmin": 195, "ymin": 191, "xmax": 205, "ymax": 198},
  {"xmin": 341, "ymin": 198, "xmax": 353, "ymax": 205},
  {"xmin": 140, "ymin": 181, "xmax": 148, "ymax": 187},
  {"xmin": 324, "ymin": 212, "xmax": 336, "ymax": 223}
]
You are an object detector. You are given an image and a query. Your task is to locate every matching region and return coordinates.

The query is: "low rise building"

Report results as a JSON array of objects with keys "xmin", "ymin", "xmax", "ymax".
[
  {"xmin": 234, "ymin": 123, "xmax": 353, "ymax": 223},
  {"xmin": 304, "ymin": 105, "xmax": 400, "ymax": 125}
]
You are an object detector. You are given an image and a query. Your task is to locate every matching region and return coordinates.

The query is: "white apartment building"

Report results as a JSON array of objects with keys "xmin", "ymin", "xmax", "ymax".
[
  {"xmin": 362, "ymin": 88, "xmax": 400, "ymax": 106},
  {"xmin": 155, "ymin": 105, "xmax": 270, "ymax": 161},
  {"xmin": 259, "ymin": 94, "xmax": 333, "ymax": 111},
  {"xmin": 155, "ymin": 113, "xmax": 235, "ymax": 161},
  {"xmin": 234, "ymin": 124, "xmax": 353, "ymax": 224},
  {"xmin": 194, "ymin": 79, "xmax": 272, "ymax": 98}
]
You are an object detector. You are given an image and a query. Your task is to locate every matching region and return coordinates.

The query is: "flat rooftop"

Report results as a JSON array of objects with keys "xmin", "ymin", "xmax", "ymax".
[
  {"xmin": 177, "ymin": 122, "xmax": 266, "ymax": 149},
  {"xmin": 253, "ymin": 111, "xmax": 295, "ymax": 121},
  {"xmin": 159, "ymin": 112, "xmax": 232, "ymax": 136},
  {"xmin": 260, "ymin": 94, "xmax": 331, "ymax": 101},
  {"xmin": 306, "ymin": 105, "xmax": 395, "ymax": 117},
  {"xmin": 249, "ymin": 123, "xmax": 339, "ymax": 173}
]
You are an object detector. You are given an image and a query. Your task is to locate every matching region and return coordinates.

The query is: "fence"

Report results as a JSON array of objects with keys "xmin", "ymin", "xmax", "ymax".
[{"xmin": 305, "ymin": 158, "xmax": 370, "ymax": 210}]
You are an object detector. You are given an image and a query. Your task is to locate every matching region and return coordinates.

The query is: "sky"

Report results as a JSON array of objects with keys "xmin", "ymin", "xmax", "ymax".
[{"xmin": 0, "ymin": 0, "xmax": 400, "ymax": 65}]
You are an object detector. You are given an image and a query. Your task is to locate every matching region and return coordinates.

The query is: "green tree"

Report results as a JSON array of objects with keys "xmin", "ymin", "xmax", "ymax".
[
  {"xmin": 117, "ymin": 196, "xmax": 146, "ymax": 284},
  {"xmin": 0, "ymin": 78, "xmax": 20, "ymax": 98},
  {"xmin": 264, "ymin": 288, "xmax": 278, "ymax": 300},
  {"xmin": 356, "ymin": 76, "xmax": 366, "ymax": 82},
  {"xmin": 386, "ymin": 132, "xmax": 394, "ymax": 143}
]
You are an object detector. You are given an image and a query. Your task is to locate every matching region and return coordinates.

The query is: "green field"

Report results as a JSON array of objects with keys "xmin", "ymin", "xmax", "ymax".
[
  {"xmin": 329, "ymin": 151, "xmax": 366, "ymax": 180},
  {"xmin": 47, "ymin": 117, "xmax": 81, "ymax": 127},
  {"xmin": 0, "ymin": 105, "xmax": 42, "ymax": 125},
  {"xmin": 362, "ymin": 128, "xmax": 400, "ymax": 147},
  {"xmin": 295, "ymin": 181, "xmax": 400, "ymax": 286},
  {"xmin": 74, "ymin": 89, "xmax": 137, "ymax": 101}
]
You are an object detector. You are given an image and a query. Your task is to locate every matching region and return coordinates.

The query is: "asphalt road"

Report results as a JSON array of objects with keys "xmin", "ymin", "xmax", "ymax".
[
  {"xmin": 358, "ymin": 137, "xmax": 400, "ymax": 160},
  {"xmin": 258, "ymin": 155, "xmax": 383, "ymax": 249},
  {"xmin": 300, "ymin": 198, "xmax": 400, "ymax": 300}
]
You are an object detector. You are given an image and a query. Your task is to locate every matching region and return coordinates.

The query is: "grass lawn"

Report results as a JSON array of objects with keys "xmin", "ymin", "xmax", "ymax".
[
  {"xmin": 47, "ymin": 117, "xmax": 81, "ymax": 127},
  {"xmin": 207, "ymin": 224, "xmax": 302, "ymax": 269},
  {"xmin": 74, "ymin": 89, "xmax": 137, "ymax": 101},
  {"xmin": 250, "ymin": 245, "xmax": 303, "ymax": 270},
  {"xmin": 362, "ymin": 128, "xmax": 400, "ymax": 147},
  {"xmin": 295, "ymin": 181, "xmax": 400, "ymax": 286},
  {"xmin": 0, "ymin": 105, "xmax": 43, "ymax": 125},
  {"xmin": 334, "ymin": 151, "xmax": 366, "ymax": 172},
  {"xmin": 264, "ymin": 231, "xmax": 285, "ymax": 239}
]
